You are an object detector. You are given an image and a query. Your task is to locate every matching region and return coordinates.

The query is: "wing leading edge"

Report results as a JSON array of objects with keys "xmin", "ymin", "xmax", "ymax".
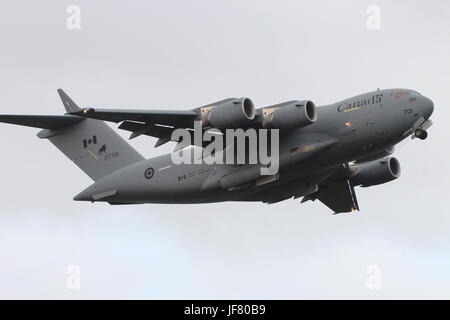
[
  {"xmin": 0, "ymin": 114, "xmax": 84, "ymax": 130},
  {"xmin": 66, "ymin": 98, "xmax": 199, "ymax": 146},
  {"xmin": 69, "ymin": 108, "xmax": 198, "ymax": 125}
]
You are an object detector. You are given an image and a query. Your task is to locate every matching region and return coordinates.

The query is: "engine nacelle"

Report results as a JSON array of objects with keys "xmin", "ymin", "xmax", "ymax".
[
  {"xmin": 350, "ymin": 157, "xmax": 401, "ymax": 187},
  {"xmin": 201, "ymin": 98, "xmax": 255, "ymax": 128},
  {"xmin": 262, "ymin": 100, "xmax": 317, "ymax": 130}
]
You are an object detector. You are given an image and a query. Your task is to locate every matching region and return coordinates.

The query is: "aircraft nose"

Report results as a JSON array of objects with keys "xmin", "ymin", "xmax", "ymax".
[{"xmin": 421, "ymin": 96, "xmax": 434, "ymax": 120}]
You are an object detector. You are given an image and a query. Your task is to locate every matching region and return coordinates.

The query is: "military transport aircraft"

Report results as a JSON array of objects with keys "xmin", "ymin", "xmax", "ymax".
[{"xmin": 0, "ymin": 88, "xmax": 433, "ymax": 213}]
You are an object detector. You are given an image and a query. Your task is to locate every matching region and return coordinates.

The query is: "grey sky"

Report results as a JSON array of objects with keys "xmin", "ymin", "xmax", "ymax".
[{"xmin": 0, "ymin": 0, "xmax": 449, "ymax": 299}]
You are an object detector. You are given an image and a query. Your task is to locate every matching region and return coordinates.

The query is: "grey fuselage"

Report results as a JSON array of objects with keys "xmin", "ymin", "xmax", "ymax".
[{"xmin": 74, "ymin": 88, "xmax": 434, "ymax": 204}]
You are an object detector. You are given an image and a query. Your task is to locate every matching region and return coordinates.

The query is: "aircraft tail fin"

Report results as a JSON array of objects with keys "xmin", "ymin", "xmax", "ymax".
[
  {"xmin": 0, "ymin": 90, "xmax": 145, "ymax": 181},
  {"xmin": 38, "ymin": 118, "xmax": 145, "ymax": 181}
]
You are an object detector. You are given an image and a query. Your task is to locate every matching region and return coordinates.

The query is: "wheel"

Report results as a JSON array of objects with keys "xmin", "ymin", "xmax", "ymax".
[{"xmin": 415, "ymin": 129, "xmax": 428, "ymax": 140}]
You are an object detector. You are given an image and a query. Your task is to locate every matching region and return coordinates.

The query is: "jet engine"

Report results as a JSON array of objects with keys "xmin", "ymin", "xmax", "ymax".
[
  {"xmin": 262, "ymin": 100, "xmax": 317, "ymax": 130},
  {"xmin": 201, "ymin": 98, "xmax": 255, "ymax": 128},
  {"xmin": 350, "ymin": 157, "xmax": 401, "ymax": 187}
]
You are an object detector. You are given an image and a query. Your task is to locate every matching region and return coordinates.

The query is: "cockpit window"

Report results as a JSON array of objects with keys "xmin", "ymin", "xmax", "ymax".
[{"xmin": 394, "ymin": 91, "xmax": 410, "ymax": 98}]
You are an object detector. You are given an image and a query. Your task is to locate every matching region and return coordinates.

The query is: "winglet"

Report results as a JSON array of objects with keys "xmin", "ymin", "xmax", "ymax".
[{"xmin": 58, "ymin": 89, "xmax": 82, "ymax": 113}]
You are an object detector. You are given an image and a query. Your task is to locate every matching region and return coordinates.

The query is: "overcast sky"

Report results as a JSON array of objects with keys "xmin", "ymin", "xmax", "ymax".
[{"xmin": 0, "ymin": 0, "xmax": 449, "ymax": 299}]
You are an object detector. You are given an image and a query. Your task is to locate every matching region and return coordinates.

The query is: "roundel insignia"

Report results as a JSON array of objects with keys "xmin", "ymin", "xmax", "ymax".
[{"xmin": 144, "ymin": 168, "xmax": 154, "ymax": 179}]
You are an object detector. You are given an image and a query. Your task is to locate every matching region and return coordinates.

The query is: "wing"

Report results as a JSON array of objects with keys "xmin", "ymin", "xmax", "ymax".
[
  {"xmin": 68, "ymin": 106, "xmax": 199, "ymax": 146},
  {"xmin": 69, "ymin": 108, "xmax": 198, "ymax": 126},
  {"xmin": 0, "ymin": 114, "xmax": 83, "ymax": 130},
  {"xmin": 59, "ymin": 88, "xmax": 199, "ymax": 138},
  {"xmin": 302, "ymin": 164, "xmax": 360, "ymax": 214},
  {"xmin": 118, "ymin": 120, "xmax": 219, "ymax": 148}
]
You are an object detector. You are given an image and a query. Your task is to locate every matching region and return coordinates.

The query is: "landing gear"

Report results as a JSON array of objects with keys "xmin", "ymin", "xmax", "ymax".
[{"xmin": 414, "ymin": 128, "xmax": 428, "ymax": 140}]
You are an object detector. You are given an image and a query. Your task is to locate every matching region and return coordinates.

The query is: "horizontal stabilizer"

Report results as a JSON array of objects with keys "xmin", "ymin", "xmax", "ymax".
[{"xmin": 0, "ymin": 114, "xmax": 84, "ymax": 130}]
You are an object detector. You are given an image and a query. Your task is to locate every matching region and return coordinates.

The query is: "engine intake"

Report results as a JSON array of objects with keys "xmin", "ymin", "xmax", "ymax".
[
  {"xmin": 262, "ymin": 100, "xmax": 317, "ymax": 130},
  {"xmin": 350, "ymin": 157, "xmax": 401, "ymax": 187},
  {"xmin": 201, "ymin": 98, "xmax": 255, "ymax": 128}
]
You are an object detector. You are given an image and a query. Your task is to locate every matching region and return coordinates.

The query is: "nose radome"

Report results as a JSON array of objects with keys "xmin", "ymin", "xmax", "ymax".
[{"xmin": 420, "ymin": 96, "xmax": 434, "ymax": 120}]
